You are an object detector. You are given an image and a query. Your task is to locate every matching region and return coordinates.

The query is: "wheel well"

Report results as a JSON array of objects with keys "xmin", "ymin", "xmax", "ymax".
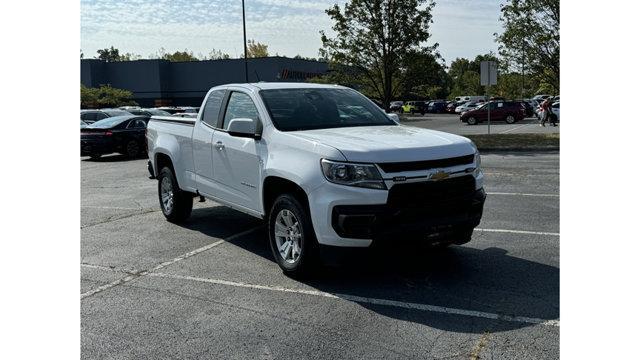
[
  {"xmin": 262, "ymin": 177, "xmax": 309, "ymax": 216},
  {"xmin": 155, "ymin": 153, "xmax": 174, "ymax": 176}
]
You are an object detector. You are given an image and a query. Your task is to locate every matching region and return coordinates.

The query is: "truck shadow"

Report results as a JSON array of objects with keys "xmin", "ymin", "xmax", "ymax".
[{"xmin": 181, "ymin": 207, "xmax": 559, "ymax": 334}]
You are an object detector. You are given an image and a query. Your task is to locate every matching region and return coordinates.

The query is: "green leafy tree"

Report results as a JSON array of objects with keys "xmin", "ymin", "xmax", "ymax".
[
  {"xmin": 95, "ymin": 46, "xmax": 140, "ymax": 61},
  {"xmin": 81, "ymin": 84, "xmax": 137, "ymax": 108},
  {"xmin": 496, "ymin": 0, "xmax": 559, "ymax": 93},
  {"xmin": 448, "ymin": 54, "xmax": 499, "ymax": 99},
  {"xmin": 320, "ymin": 0, "xmax": 436, "ymax": 110},
  {"xmin": 96, "ymin": 46, "xmax": 121, "ymax": 62},
  {"xmin": 246, "ymin": 39, "xmax": 269, "ymax": 58},
  {"xmin": 400, "ymin": 49, "xmax": 449, "ymax": 99}
]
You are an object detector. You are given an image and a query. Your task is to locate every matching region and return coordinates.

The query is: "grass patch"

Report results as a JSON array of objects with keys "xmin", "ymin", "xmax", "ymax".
[{"xmin": 466, "ymin": 133, "xmax": 559, "ymax": 151}]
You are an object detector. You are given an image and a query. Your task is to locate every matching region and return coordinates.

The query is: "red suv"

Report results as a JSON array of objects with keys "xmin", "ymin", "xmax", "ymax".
[{"xmin": 460, "ymin": 101, "xmax": 525, "ymax": 125}]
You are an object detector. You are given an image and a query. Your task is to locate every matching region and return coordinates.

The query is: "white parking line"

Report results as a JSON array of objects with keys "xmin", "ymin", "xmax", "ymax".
[
  {"xmin": 486, "ymin": 192, "xmax": 559, "ymax": 198},
  {"xmin": 475, "ymin": 228, "xmax": 559, "ymax": 237},
  {"xmin": 148, "ymin": 272, "xmax": 559, "ymax": 327},
  {"xmin": 80, "ymin": 226, "xmax": 262, "ymax": 299}
]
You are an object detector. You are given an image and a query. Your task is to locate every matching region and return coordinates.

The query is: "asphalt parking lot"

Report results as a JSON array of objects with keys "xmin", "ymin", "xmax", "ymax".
[
  {"xmin": 400, "ymin": 113, "xmax": 560, "ymax": 135},
  {"xmin": 81, "ymin": 151, "xmax": 559, "ymax": 359}
]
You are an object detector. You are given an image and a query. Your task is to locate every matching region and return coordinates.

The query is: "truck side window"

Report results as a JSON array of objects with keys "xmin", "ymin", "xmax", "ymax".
[
  {"xmin": 201, "ymin": 90, "xmax": 225, "ymax": 127},
  {"xmin": 222, "ymin": 92, "xmax": 259, "ymax": 130}
]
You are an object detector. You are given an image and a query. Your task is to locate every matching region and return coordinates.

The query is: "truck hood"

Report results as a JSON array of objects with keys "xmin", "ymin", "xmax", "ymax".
[{"xmin": 289, "ymin": 125, "xmax": 476, "ymax": 163}]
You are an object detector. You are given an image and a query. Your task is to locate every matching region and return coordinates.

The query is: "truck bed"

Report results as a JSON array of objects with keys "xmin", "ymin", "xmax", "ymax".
[{"xmin": 146, "ymin": 115, "xmax": 197, "ymax": 192}]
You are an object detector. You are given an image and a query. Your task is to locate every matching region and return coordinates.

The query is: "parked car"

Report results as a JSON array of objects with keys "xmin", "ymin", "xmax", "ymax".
[
  {"xmin": 401, "ymin": 101, "xmax": 428, "ymax": 114},
  {"xmin": 146, "ymin": 83, "xmax": 485, "ymax": 276},
  {"xmin": 427, "ymin": 100, "xmax": 448, "ymax": 113},
  {"xmin": 389, "ymin": 101, "xmax": 403, "ymax": 112},
  {"xmin": 455, "ymin": 101, "xmax": 482, "ymax": 114},
  {"xmin": 80, "ymin": 109, "xmax": 131, "ymax": 124},
  {"xmin": 550, "ymin": 102, "xmax": 560, "ymax": 122},
  {"xmin": 128, "ymin": 108, "xmax": 172, "ymax": 117},
  {"xmin": 532, "ymin": 94, "xmax": 552, "ymax": 101},
  {"xmin": 454, "ymin": 95, "xmax": 485, "ymax": 103},
  {"xmin": 460, "ymin": 101, "xmax": 525, "ymax": 125},
  {"xmin": 81, "ymin": 115, "xmax": 150, "ymax": 159}
]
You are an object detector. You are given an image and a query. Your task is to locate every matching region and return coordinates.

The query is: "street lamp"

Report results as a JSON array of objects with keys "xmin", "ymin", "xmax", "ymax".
[{"xmin": 242, "ymin": 0, "xmax": 248, "ymax": 83}]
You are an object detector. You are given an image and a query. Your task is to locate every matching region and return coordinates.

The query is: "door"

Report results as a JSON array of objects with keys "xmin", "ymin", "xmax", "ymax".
[
  {"xmin": 192, "ymin": 89, "xmax": 225, "ymax": 196},
  {"xmin": 211, "ymin": 91, "xmax": 263, "ymax": 212}
]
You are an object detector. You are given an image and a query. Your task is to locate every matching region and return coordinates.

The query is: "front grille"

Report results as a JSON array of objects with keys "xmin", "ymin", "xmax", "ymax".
[
  {"xmin": 377, "ymin": 154, "xmax": 474, "ymax": 173},
  {"xmin": 387, "ymin": 175, "xmax": 476, "ymax": 210}
]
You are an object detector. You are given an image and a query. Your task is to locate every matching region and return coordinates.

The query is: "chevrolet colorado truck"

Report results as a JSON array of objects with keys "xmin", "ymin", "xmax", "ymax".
[{"xmin": 146, "ymin": 83, "xmax": 485, "ymax": 276}]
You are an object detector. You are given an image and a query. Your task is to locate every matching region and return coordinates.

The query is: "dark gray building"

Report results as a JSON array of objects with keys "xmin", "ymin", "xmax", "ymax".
[{"xmin": 81, "ymin": 57, "xmax": 329, "ymax": 107}]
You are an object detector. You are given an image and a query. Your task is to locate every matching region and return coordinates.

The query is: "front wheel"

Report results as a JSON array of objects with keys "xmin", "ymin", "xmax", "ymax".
[
  {"xmin": 467, "ymin": 117, "xmax": 478, "ymax": 125},
  {"xmin": 158, "ymin": 167, "xmax": 193, "ymax": 223},
  {"xmin": 268, "ymin": 194, "xmax": 318, "ymax": 277}
]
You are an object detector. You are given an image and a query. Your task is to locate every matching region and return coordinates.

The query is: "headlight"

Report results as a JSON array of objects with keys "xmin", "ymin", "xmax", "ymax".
[
  {"xmin": 474, "ymin": 151, "xmax": 482, "ymax": 176},
  {"xmin": 321, "ymin": 159, "xmax": 386, "ymax": 190}
]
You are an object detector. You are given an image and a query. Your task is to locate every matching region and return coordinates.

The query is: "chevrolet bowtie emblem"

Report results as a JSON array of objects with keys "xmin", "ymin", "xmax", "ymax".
[{"xmin": 430, "ymin": 170, "xmax": 450, "ymax": 181}]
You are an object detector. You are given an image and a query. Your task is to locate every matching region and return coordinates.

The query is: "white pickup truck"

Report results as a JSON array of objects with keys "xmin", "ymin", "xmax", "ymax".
[{"xmin": 146, "ymin": 83, "xmax": 485, "ymax": 276}]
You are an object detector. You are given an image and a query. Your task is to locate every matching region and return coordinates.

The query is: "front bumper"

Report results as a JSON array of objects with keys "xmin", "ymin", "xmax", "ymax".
[
  {"xmin": 332, "ymin": 188, "xmax": 485, "ymax": 240},
  {"xmin": 307, "ymin": 174, "xmax": 485, "ymax": 247}
]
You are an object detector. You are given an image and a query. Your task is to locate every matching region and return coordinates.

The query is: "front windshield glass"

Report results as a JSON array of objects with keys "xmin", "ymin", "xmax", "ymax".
[{"xmin": 260, "ymin": 88, "xmax": 396, "ymax": 131}]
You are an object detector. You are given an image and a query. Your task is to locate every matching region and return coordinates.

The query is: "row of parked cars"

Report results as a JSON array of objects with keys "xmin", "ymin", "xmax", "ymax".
[
  {"xmin": 388, "ymin": 94, "xmax": 559, "ymax": 125},
  {"xmin": 80, "ymin": 106, "xmax": 200, "ymax": 159}
]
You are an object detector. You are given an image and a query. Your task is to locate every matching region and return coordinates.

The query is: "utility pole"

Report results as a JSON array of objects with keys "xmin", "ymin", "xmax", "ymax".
[
  {"xmin": 242, "ymin": 0, "xmax": 248, "ymax": 83},
  {"xmin": 521, "ymin": 38, "xmax": 525, "ymax": 100}
]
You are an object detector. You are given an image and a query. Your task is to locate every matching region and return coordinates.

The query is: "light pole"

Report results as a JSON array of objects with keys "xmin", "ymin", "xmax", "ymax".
[{"xmin": 242, "ymin": 0, "xmax": 248, "ymax": 83}]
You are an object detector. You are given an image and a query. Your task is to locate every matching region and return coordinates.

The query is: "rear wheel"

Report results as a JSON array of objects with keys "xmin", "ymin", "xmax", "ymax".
[
  {"xmin": 158, "ymin": 167, "xmax": 192, "ymax": 223},
  {"xmin": 268, "ymin": 194, "xmax": 318, "ymax": 277},
  {"xmin": 505, "ymin": 114, "xmax": 516, "ymax": 124},
  {"xmin": 125, "ymin": 140, "xmax": 140, "ymax": 158},
  {"xmin": 467, "ymin": 117, "xmax": 478, "ymax": 125}
]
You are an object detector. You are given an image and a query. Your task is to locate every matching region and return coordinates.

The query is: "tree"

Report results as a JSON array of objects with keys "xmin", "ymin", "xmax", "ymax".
[
  {"xmin": 400, "ymin": 49, "xmax": 449, "ymax": 99},
  {"xmin": 448, "ymin": 54, "xmax": 499, "ymax": 99},
  {"xmin": 95, "ymin": 46, "xmax": 141, "ymax": 61},
  {"xmin": 155, "ymin": 48, "xmax": 199, "ymax": 62},
  {"xmin": 320, "ymin": 0, "xmax": 436, "ymax": 110},
  {"xmin": 496, "ymin": 0, "xmax": 559, "ymax": 93},
  {"xmin": 96, "ymin": 46, "xmax": 121, "ymax": 62},
  {"xmin": 207, "ymin": 48, "xmax": 231, "ymax": 60},
  {"xmin": 81, "ymin": 84, "xmax": 137, "ymax": 108},
  {"xmin": 246, "ymin": 39, "xmax": 269, "ymax": 58}
]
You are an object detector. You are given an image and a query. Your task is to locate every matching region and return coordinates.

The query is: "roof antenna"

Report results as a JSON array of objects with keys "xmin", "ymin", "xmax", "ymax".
[{"xmin": 254, "ymin": 69, "xmax": 261, "ymax": 82}]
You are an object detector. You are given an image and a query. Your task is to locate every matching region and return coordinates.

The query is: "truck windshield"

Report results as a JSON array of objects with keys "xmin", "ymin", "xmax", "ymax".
[{"xmin": 259, "ymin": 88, "xmax": 395, "ymax": 131}]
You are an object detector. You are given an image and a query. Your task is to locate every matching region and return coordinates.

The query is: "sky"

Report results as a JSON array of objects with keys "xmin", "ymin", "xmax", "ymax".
[{"xmin": 81, "ymin": 0, "xmax": 502, "ymax": 66}]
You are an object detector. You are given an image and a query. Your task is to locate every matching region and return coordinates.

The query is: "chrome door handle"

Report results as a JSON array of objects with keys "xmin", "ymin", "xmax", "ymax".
[{"xmin": 215, "ymin": 141, "xmax": 225, "ymax": 150}]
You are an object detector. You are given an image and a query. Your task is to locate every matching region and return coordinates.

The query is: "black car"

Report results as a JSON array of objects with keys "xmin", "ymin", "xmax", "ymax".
[
  {"xmin": 427, "ymin": 100, "xmax": 448, "ymax": 113},
  {"xmin": 80, "ymin": 109, "xmax": 132, "ymax": 124},
  {"xmin": 128, "ymin": 108, "xmax": 172, "ymax": 117},
  {"xmin": 80, "ymin": 115, "xmax": 149, "ymax": 159}
]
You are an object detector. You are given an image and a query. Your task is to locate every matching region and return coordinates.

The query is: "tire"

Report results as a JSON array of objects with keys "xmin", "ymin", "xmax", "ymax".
[
  {"xmin": 125, "ymin": 140, "xmax": 140, "ymax": 158},
  {"xmin": 505, "ymin": 114, "xmax": 516, "ymax": 124},
  {"xmin": 268, "ymin": 194, "xmax": 318, "ymax": 277},
  {"xmin": 432, "ymin": 229, "xmax": 474, "ymax": 248},
  {"xmin": 467, "ymin": 117, "xmax": 478, "ymax": 125},
  {"xmin": 158, "ymin": 166, "xmax": 193, "ymax": 223}
]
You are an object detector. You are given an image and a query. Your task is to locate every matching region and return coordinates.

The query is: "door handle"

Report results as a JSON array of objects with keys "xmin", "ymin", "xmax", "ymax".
[{"xmin": 215, "ymin": 141, "xmax": 225, "ymax": 150}]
